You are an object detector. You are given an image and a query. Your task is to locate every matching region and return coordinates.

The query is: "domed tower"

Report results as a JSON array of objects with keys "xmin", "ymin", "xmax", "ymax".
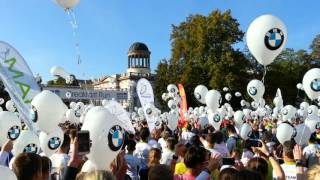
[{"xmin": 127, "ymin": 42, "xmax": 151, "ymax": 75}]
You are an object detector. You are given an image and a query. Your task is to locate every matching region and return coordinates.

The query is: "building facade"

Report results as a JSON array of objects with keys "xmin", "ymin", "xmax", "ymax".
[{"xmin": 44, "ymin": 42, "xmax": 155, "ymax": 112}]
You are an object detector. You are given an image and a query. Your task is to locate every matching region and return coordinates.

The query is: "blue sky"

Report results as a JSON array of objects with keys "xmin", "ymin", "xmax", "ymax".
[{"xmin": 0, "ymin": 0, "xmax": 319, "ymax": 82}]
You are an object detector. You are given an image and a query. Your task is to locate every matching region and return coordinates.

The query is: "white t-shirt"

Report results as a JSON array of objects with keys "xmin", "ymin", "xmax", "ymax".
[
  {"xmin": 50, "ymin": 153, "xmax": 70, "ymax": 174},
  {"xmin": 148, "ymin": 139, "xmax": 161, "ymax": 149},
  {"xmin": 134, "ymin": 142, "xmax": 151, "ymax": 169},
  {"xmin": 158, "ymin": 138, "xmax": 167, "ymax": 150},
  {"xmin": 125, "ymin": 154, "xmax": 140, "ymax": 180},
  {"xmin": 273, "ymin": 163, "xmax": 306, "ymax": 180},
  {"xmin": 160, "ymin": 149, "xmax": 175, "ymax": 166}
]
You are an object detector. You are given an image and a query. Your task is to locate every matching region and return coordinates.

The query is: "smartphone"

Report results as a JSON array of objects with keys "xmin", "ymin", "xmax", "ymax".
[
  {"xmin": 77, "ymin": 130, "xmax": 90, "ymax": 155},
  {"xmin": 222, "ymin": 158, "xmax": 235, "ymax": 166},
  {"xmin": 248, "ymin": 139, "xmax": 262, "ymax": 147}
]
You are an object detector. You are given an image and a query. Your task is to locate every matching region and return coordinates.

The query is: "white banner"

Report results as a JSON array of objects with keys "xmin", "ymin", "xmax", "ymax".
[
  {"xmin": 0, "ymin": 41, "xmax": 40, "ymax": 131},
  {"xmin": 136, "ymin": 78, "xmax": 154, "ymax": 106},
  {"xmin": 104, "ymin": 100, "xmax": 135, "ymax": 134},
  {"xmin": 136, "ymin": 78, "xmax": 156, "ymax": 131}
]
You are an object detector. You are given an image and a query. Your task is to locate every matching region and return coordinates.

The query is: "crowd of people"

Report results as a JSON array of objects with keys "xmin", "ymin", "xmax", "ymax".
[{"xmin": 1, "ymin": 118, "xmax": 320, "ymax": 180}]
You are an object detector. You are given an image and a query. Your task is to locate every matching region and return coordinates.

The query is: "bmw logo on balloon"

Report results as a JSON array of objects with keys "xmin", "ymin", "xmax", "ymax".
[
  {"xmin": 311, "ymin": 78, "xmax": 320, "ymax": 92},
  {"xmin": 7, "ymin": 125, "xmax": 20, "ymax": 140},
  {"xmin": 108, "ymin": 125, "xmax": 124, "ymax": 151},
  {"xmin": 48, "ymin": 137, "xmax": 61, "ymax": 150},
  {"xmin": 264, "ymin": 28, "xmax": 284, "ymax": 50},
  {"xmin": 23, "ymin": 143, "xmax": 38, "ymax": 153},
  {"xmin": 249, "ymin": 87, "xmax": 258, "ymax": 96}
]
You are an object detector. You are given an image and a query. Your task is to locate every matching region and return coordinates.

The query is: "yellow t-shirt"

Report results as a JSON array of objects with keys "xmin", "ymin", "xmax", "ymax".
[{"xmin": 175, "ymin": 162, "xmax": 187, "ymax": 175}]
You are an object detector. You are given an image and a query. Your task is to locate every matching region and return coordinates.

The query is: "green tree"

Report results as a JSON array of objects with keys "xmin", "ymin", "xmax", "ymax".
[{"xmin": 155, "ymin": 10, "xmax": 250, "ymax": 109}]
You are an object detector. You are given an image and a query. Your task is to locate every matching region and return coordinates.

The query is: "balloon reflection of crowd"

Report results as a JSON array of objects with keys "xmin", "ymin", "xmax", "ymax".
[{"xmin": 1, "ymin": 118, "xmax": 320, "ymax": 180}]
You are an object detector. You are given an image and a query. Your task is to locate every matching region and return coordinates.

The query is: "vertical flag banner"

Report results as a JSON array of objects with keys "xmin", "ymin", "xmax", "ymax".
[
  {"xmin": 136, "ymin": 78, "xmax": 156, "ymax": 131},
  {"xmin": 0, "ymin": 41, "xmax": 40, "ymax": 131},
  {"xmin": 178, "ymin": 84, "xmax": 188, "ymax": 127}
]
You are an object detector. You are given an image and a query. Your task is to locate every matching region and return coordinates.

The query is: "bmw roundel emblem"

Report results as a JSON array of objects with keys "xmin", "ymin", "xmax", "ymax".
[
  {"xmin": 282, "ymin": 109, "xmax": 288, "ymax": 115},
  {"xmin": 146, "ymin": 108, "xmax": 152, "ymax": 115},
  {"xmin": 30, "ymin": 106, "xmax": 38, "ymax": 123},
  {"xmin": 249, "ymin": 87, "xmax": 258, "ymax": 96},
  {"xmin": 7, "ymin": 125, "xmax": 20, "ymax": 140},
  {"xmin": 213, "ymin": 114, "xmax": 221, "ymax": 123},
  {"xmin": 195, "ymin": 93, "xmax": 201, "ymax": 100},
  {"xmin": 264, "ymin": 28, "xmax": 284, "ymax": 50},
  {"xmin": 108, "ymin": 125, "xmax": 124, "ymax": 151},
  {"xmin": 48, "ymin": 137, "xmax": 61, "ymax": 150},
  {"xmin": 23, "ymin": 143, "xmax": 38, "ymax": 153},
  {"xmin": 311, "ymin": 78, "xmax": 320, "ymax": 92}
]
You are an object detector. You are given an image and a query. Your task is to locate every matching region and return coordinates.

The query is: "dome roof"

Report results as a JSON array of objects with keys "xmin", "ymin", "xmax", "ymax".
[{"xmin": 129, "ymin": 42, "xmax": 150, "ymax": 52}]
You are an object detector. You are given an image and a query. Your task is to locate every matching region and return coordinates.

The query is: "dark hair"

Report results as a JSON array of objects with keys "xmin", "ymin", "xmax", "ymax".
[
  {"xmin": 184, "ymin": 146, "xmax": 207, "ymax": 169},
  {"xmin": 226, "ymin": 125, "xmax": 236, "ymax": 134},
  {"xmin": 12, "ymin": 153, "xmax": 42, "ymax": 180},
  {"xmin": 282, "ymin": 140, "xmax": 295, "ymax": 159},
  {"xmin": 206, "ymin": 133, "xmax": 215, "ymax": 145},
  {"xmin": 126, "ymin": 139, "xmax": 136, "ymax": 152},
  {"xmin": 213, "ymin": 131, "xmax": 224, "ymax": 144},
  {"xmin": 261, "ymin": 131, "xmax": 273, "ymax": 143},
  {"xmin": 148, "ymin": 164, "xmax": 173, "ymax": 180},
  {"xmin": 166, "ymin": 137, "xmax": 177, "ymax": 151},
  {"xmin": 140, "ymin": 127, "xmax": 150, "ymax": 141},
  {"xmin": 247, "ymin": 157, "xmax": 268, "ymax": 179},
  {"xmin": 161, "ymin": 131, "xmax": 171, "ymax": 141},
  {"xmin": 186, "ymin": 123, "xmax": 192, "ymax": 131},
  {"xmin": 309, "ymin": 133, "xmax": 317, "ymax": 144},
  {"xmin": 61, "ymin": 133, "xmax": 71, "ymax": 150},
  {"xmin": 237, "ymin": 169, "xmax": 263, "ymax": 180},
  {"xmin": 41, "ymin": 156, "xmax": 51, "ymax": 180},
  {"xmin": 219, "ymin": 168, "xmax": 238, "ymax": 180}
]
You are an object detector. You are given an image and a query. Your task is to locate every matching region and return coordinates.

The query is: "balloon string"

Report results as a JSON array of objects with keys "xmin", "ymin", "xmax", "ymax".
[
  {"xmin": 66, "ymin": 9, "xmax": 82, "ymax": 65},
  {"xmin": 262, "ymin": 66, "xmax": 267, "ymax": 84}
]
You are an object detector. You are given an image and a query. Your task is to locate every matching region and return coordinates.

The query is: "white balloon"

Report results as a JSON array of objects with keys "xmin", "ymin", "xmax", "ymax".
[
  {"xmin": 205, "ymin": 90, "xmax": 221, "ymax": 112},
  {"xmin": 240, "ymin": 100, "xmax": 246, "ymax": 107},
  {"xmin": 39, "ymin": 128, "xmax": 64, "ymax": 157},
  {"xmin": 300, "ymin": 102, "xmax": 309, "ymax": 111},
  {"xmin": 296, "ymin": 83, "xmax": 303, "ymax": 90},
  {"xmin": 81, "ymin": 107, "xmax": 125, "ymax": 170},
  {"xmin": 81, "ymin": 160, "xmax": 97, "ymax": 173},
  {"xmin": 281, "ymin": 105, "xmax": 297, "ymax": 122},
  {"xmin": 31, "ymin": 90, "xmax": 68, "ymax": 133},
  {"xmin": 55, "ymin": 0, "xmax": 80, "ymax": 9},
  {"xmin": 65, "ymin": 109, "xmax": 79, "ymax": 124},
  {"xmin": 225, "ymin": 93, "xmax": 232, "ymax": 101},
  {"xmin": 234, "ymin": 111, "xmax": 245, "ymax": 127},
  {"xmin": 208, "ymin": 113, "xmax": 222, "ymax": 130},
  {"xmin": 302, "ymin": 68, "xmax": 320, "ymax": 100},
  {"xmin": 167, "ymin": 84, "xmax": 178, "ymax": 94},
  {"xmin": 305, "ymin": 115, "xmax": 320, "ymax": 132},
  {"xmin": 0, "ymin": 98, "xmax": 4, "ymax": 105},
  {"xmin": 5, "ymin": 100, "xmax": 16, "ymax": 112},
  {"xmin": 50, "ymin": 66, "xmax": 74, "ymax": 83},
  {"xmin": 223, "ymin": 87, "xmax": 229, "ymax": 92},
  {"xmin": 70, "ymin": 102, "xmax": 76, "ymax": 109},
  {"xmin": 168, "ymin": 99, "xmax": 178, "ymax": 110},
  {"xmin": 0, "ymin": 111, "xmax": 22, "ymax": 146},
  {"xmin": 167, "ymin": 110, "xmax": 179, "ymax": 131},
  {"xmin": 194, "ymin": 85, "xmax": 208, "ymax": 104},
  {"xmin": 273, "ymin": 97, "xmax": 283, "ymax": 108},
  {"xmin": 276, "ymin": 123, "xmax": 294, "ymax": 144},
  {"xmin": 247, "ymin": 79, "xmax": 265, "ymax": 101},
  {"xmin": 251, "ymin": 101, "xmax": 259, "ymax": 109},
  {"xmin": 243, "ymin": 109, "xmax": 252, "ymax": 120},
  {"xmin": 0, "ymin": 165, "xmax": 17, "ymax": 180},
  {"xmin": 294, "ymin": 124, "xmax": 312, "ymax": 146},
  {"xmin": 308, "ymin": 105, "xmax": 319, "ymax": 117},
  {"xmin": 12, "ymin": 130, "xmax": 40, "ymax": 156},
  {"xmin": 240, "ymin": 123, "xmax": 252, "ymax": 140},
  {"xmin": 247, "ymin": 15, "xmax": 287, "ymax": 66},
  {"xmin": 235, "ymin": 92, "xmax": 242, "ymax": 97}
]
